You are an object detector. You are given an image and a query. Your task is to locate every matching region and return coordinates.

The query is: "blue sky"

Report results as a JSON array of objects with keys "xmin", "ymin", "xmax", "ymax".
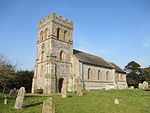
[{"xmin": 0, "ymin": 0, "xmax": 150, "ymax": 70}]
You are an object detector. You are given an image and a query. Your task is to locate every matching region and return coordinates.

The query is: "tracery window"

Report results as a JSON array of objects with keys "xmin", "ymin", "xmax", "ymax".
[{"xmin": 40, "ymin": 31, "xmax": 43, "ymax": 42}]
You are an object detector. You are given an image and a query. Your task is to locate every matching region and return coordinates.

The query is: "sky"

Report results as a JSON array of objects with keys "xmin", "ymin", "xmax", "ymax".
[{"xmin": 0, "ymin": 0, "xmax": 150, "ymax": 70}]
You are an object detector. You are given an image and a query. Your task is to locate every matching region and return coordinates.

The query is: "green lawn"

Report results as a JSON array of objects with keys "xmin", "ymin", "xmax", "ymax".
[{"xmin": 0, "ymin": 89, "xmax": 150, "ymax": 113}]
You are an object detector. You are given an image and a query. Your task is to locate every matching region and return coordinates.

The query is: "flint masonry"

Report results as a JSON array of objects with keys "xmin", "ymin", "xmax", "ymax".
[{"xmin": 32, "ymin": 12, "xmax": 127, "ymax": 94}]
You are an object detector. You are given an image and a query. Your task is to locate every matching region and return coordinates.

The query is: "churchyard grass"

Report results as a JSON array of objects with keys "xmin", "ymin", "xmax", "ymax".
[{"xmin": 0, "ymin": 89, "xmax": 150, "ymax": 113}]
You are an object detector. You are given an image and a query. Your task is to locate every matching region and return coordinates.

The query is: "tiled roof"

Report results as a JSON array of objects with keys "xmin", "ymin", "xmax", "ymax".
[
  {"xmin": 73, "ymin": 49, "xmax": 114, "ymax": 69},
  {"xmin": 109, "ymin": 62, "xmax": 126, "ymax": 74},
  {"xmin": 73, "ymin": 49, "xmax": 126, "ymax": 74}
]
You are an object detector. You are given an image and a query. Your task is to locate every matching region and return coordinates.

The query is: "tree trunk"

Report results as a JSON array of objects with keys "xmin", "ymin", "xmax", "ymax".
[{"xmin": 2, "ymin": 87, "xmax": 5, "ymax": 94}]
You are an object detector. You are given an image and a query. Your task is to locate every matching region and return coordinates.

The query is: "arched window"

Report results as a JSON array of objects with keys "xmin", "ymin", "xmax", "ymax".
[
  {"xmin": 106, "ymin": 71, "xmax": 109, "ymax": 81},
  {"xmin": 60, "ymin": 51, "xmax": 64, "ymax": 62},
  {"xmin": 88, "ymin": 68, "xmax": 92, "ymax": 80},
  {"xmin": 45, "ymin": 28, "xmax": 48, "ymax": 40},
  {"xmin": 98, "ymin": 70, "xmax": 100, "ymax": 80},
  {"xmin": 57, "ymin": 28, "xmax": 60, "ymax": 39},
  {"xmin": 64, "ymin": 30, "xmax": 67, "ymax": 41},
  {"xmin": 40, "ymin": 31, "xmax": 43, "ymax": 42}
]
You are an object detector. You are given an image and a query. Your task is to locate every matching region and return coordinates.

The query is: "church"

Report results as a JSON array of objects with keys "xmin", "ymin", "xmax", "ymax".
[{"xmin": 31, "ymin": 12, "xmax": 127, "ymax": 94}]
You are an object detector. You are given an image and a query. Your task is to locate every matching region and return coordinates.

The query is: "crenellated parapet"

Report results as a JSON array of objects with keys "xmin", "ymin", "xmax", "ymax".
[{"xmin": 38, "ymin": 12, "xmax": 74, "ymax": 29}]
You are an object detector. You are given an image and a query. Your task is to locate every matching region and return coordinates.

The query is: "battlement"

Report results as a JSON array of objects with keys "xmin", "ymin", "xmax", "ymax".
[{"xmin": 38, "ymin": 12, "xmax": 74, "ymax": 29}]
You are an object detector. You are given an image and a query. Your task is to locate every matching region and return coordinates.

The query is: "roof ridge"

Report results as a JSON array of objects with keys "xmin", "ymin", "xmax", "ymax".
[
  {"xmin": 109, "ymin": 62, "xmax": 126, "ymax": 73},
  {"xmin": 73, "ymin": 49, "xmax": 114, "ymax": 69},
  {"xmin": 97, "ymin": 56, "xmax": 115, "ymax": 69}
]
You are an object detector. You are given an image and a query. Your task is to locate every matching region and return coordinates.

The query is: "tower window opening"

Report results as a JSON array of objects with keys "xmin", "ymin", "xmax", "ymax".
[
  {"xmin": 57, "ymin": 28, "xmax": 60, "ymax": 39},
  {"xmin": 60, "ymin": 51, "xmax": 64, "ymax": 62},
  {"xmin": 64, "ymin": 30, "xmax": 67, "ymax": 41}
]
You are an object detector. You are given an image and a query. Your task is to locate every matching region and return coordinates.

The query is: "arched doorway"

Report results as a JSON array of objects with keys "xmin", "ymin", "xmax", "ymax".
[{"xmin": 58, "ymin": 78, "xmax": 64, "ymax": 92}]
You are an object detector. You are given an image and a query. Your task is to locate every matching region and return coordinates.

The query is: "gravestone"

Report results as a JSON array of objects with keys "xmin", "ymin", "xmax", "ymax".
[
  {"xmin": 105, "ymin": 85, "xmax": 110, "ymax": 90},
  {"xmin": 114, "ymin": 99, "xmax": 119, "ymax": 104},
  {"xmin": 138, "ymin": 83, "xmax": 143, "ymax": 89},
  {"xmin": 9, "ymin": 88, "xmax": 18, "ymax": 98},
  {"xmin": 130, "ymin": 86, "xmax": 134, "ymax": 89},
  {"xmin": 61, "ymin": 79, "xmax": 67, "ymax": 98},
  {"xmin": 4, "ymin": 96, "xmax": 7, "ymax": 104},
  {"xmin": 14, "ymin": 87, "xmax": 26, "ymax": 109},
  {"xmin": 76, "ymin": 77, "xmax": 83, "ymax": 96},
  {"xmin": 42, "ymin": 97, "xmax": 55, "ymax": 113},
  {"xmin": 143, "ymin": 81, "xmax": 148, "ymax": 89}
]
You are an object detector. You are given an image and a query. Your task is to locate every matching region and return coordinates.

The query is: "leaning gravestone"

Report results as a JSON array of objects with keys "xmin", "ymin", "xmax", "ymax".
[
  {"xmin": 4, "ymin": 96, "xmax": 7, "ymax": 104},
  {"xmin": 14, "ymin": 87, "xmax": 26, "ymax": 109},
  {"xmin": 76, "ymin": 77, "xmax": 83, "ymax": 96},
  {"xmin": 138, "ymin": 83, "xmax": 143, "ymax": 89},
  {"xmin": 105, "ymin": 85, "xmax": 110, "ymax": 90},
  {"xmin": 130, "ymin": 86, "xmax": 134, "ymax": 89},
  {"xmin": 9, "ymin": 88, "xmax": 18, "ymax": 98},
  {"xmin": 143, "ymin": 81, "xmax": 148, "ymax": 89},
  {"xmin": 42, "ymin": 97, "xmax": 55, "ymax": 113},
  {"xmin": 61, "ymin": 79, "xmax": 67, "ymax": 98},
  {"xmin": 114, "ymin": 99, "xmax": 119, "ymax": 104}
]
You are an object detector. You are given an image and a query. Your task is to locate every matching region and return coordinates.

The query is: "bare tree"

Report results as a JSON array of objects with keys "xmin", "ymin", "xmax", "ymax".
[{"xmin": 0, "ymin": 54, "xmax": 16, "ymax": 93}]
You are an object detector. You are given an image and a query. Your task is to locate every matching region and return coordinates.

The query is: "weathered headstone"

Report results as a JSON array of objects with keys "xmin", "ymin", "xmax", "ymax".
[
  {"xmin": 138, "ymin": 83, "xmax": 143, "ymax": 89},
  {"xmin": 130, "ymin": 86, "xmax": 134, "ymax": 89},
  {"xmin": 14, "ymin": 87, "xmax": 26, "ymax": 109},
  {"xmin": 42, "ymin": 97, "xmax": 55, "ymax": 113},
  {"xmin": 105, "ymin": 85, "xmax": 110, "ymax": 90},
  {"xmin": 4, "ymin": 96, "xmax": 7, "ymax": 104},
  {"xmin": 76, "ymin": 77, "xmax": 83, "ymax": 96},
  {"xmin": 143, "ymin": 81, "xmax": 148, "ymax": 89},
  {"xmin": 9, "ymin": 88, "xmax": 18, "ymax": 98},
  {"xmin": 114, "ymin": 99, "xmax": 119, "ymax": 104},
  {"xmin": 61, "ymin": 79, "xmax": 67, "ymax": 98}
]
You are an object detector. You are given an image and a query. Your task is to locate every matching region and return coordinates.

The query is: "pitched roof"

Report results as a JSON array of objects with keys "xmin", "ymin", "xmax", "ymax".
[
  {"xmin": 109, "ymin": 62, "xmax": 126, "ymax": 74},
  {"xmin": 73, "ymin": 49, "xmax": 114, "ymax": 69}
]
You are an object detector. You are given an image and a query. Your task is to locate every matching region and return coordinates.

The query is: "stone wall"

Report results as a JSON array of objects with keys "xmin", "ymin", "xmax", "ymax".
[
  {"xmin": 79, "ymin": 63, "xmax": 115, "ymax": 90},
  {"xmin": 115, "ymin": 73, "xmax": 127, "ymax": 89},
  {"xmin": 32, "ymin": 12, "xmax": 73, "ymax": 94}
]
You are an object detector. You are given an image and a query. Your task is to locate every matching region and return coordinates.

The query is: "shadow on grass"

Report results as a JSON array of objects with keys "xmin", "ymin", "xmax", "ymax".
[
  {"xmin": 68, "ymin": 95, "xmax": 72, "ymax": 98},
  {"xmin": 23, "ymin": 102, "xmax": 43, "ymax": 108},
  {"xmin": 0, "ymin": 96, "xmax": 15, "ymax": 101}
]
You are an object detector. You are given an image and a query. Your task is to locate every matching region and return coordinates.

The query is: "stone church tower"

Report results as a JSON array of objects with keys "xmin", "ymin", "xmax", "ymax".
[{"xmin": 32, "ymin": 12, "xmax": 74, "ymax": 94}]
